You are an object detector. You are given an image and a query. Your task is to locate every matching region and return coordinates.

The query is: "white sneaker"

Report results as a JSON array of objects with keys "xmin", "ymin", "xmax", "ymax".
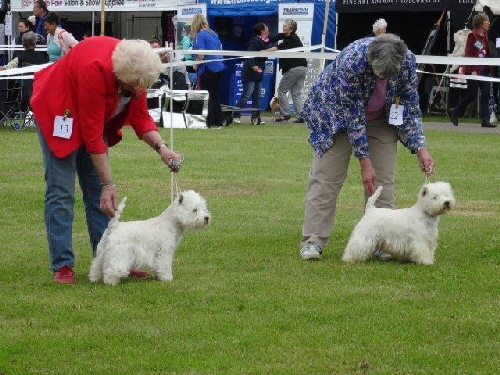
[
  {"xmin": 300, "ymin": 241, "xmax": 322, "ymax": 260},
  {"xmin": 233, "ymin": 118, "xmax": 241, "ymax": 124}
]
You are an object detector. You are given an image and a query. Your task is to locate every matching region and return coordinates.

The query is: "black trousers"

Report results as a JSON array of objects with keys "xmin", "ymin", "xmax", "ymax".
[
  {"xmin": 199, "ymin": 69, "xmax": 223, "ymax": 127},
  {"xmin": 453, "ymin": 78, "xmax": 490, "ymax": 122}
]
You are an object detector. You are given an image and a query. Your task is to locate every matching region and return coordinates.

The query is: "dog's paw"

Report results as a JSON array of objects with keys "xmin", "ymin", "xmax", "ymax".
[{"xmin": 156, "ymin": 274, "xmax": 173, "ymax": 282}]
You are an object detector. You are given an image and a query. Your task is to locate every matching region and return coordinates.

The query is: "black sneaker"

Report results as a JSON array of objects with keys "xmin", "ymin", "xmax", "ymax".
[
  {"xmin": 274, "ymin": 115, "xmax": 291, "ymax": 123},
  {"xmin": 481, "ymin": 122, "xmax": 497, "ymax": 128},
  {"xmin": 449, "ymin": 111, "xmax": 458, "ymax": 127},
  {"xmin": 293, "ymin": 117, "xmax": 305, "ymax": 123}
]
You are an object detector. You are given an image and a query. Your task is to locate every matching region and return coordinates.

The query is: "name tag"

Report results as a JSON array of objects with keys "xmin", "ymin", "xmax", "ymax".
[
  {"xmin": 53, "ymin": 115, "xmax": 73, "ymax": 139},
  {"xmin": 389, "ymin": 104, "xmax": 404, "ymax": 126}
]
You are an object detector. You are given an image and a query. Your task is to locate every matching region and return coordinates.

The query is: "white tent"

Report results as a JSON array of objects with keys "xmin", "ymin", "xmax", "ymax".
[
  {"xmin": 475, "ymin": 0, "xmax": 500, "ymax": 14},
  {"xmin": 9, "ymin": 0, "xmax": 179, "ymax": 40}
]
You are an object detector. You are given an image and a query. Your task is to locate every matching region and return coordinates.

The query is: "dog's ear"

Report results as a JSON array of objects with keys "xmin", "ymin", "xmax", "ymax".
[
  {"xmin": 178, "ymin": 194, "xmax": 184, "ymax": 204},
  {"xmin": 421, "ymin": 187, "xmax": 427, "ymax": 197}
]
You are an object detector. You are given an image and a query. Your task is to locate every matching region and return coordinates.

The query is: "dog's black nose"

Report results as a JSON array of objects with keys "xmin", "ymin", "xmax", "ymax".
[
  {"xmin": 204, "ymin": 216, "xmax": 210, "ymax": 224},
  {"xmin": 443, "ymin": 201, "xmax": 450, "ymax": 209}
]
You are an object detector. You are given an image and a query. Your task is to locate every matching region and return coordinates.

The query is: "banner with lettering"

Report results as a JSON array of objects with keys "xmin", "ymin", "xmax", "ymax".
[
  {"xmin": 10, "ymin": 0, "xmax": 178, "ymax": 12},
  {"xmin": 336, "ymin": 0, "xmax": 451, "ymax": 13}
]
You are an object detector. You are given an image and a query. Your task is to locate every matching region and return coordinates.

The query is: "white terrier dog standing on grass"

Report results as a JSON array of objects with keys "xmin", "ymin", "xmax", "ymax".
[
  {"xmin": 342, "ymin": 182, "xmax": 455, "ymax": 265},
  {"xmin": 89, "ymin": 190, "xmax": 210, "ymax": 285}
]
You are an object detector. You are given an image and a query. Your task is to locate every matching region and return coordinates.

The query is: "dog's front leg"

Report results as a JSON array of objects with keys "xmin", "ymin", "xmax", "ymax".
[
  {"xmin": 410, "ymin": 243, "xmax": 434, "ymax": 265},
  {"xmin": 154, "ymin": 248, "xmax": 174, "ymax": 281}
]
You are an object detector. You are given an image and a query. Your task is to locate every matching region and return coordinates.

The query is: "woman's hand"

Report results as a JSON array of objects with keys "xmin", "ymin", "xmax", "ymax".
[
  {"xmin": 417, "ymin": 148, "xmax": 435, "ymax": 176},
  {"xmin": 100, "ymin": 183, "xmax": 118, "ymax": 218},
  {"xmin": 359, "ymin": 158, "xmax": 376, "ymax": 196},
  {"xmin": 142, "ymin": 132, "xmax": 182, "ymax": 172},
  {"xmin": 90, "ymin": 153, "xmax": 117, "ymax": 217},
  {"xmin": 159, "ymin": 147, "xmax": 182, "ymax": 172}
]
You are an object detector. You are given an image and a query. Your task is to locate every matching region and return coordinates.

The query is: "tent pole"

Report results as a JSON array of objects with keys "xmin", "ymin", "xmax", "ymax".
[
  {"xmin": 320, "ymin": 0, "xmax": 331, "ymax": 71},
  {"xmin": 446, "ymin": 11, "xmax": 451, "ymax": 55},
  {"xmin": 100, "ymin": 0, "xmax": 105, "ymax": 35},
  {"xmin": 334, "ymin": 11, "xmax": 338, "ymax": 50}
]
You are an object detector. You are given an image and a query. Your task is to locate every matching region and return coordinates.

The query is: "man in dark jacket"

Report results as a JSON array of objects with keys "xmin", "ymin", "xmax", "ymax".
[
  {"xmin": 268, "ymin": 19, "xmax": 308, "ymax": 123},
  {"xmin": 233, "ymin": 23, "xmax": 281, "ymax": 124},
  {"xmin": 33, "ymin": 0, "xmax": 49, "ymax": 39}
]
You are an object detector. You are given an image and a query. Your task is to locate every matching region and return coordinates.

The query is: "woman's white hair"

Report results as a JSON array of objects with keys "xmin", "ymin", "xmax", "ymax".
[
  {"xmin": 372, "ymin": 18, "xmax": 388, "ymax": 34},
  {"xmin": 112, "ymin": 39, "xmax": 163, "ymax": 91}
]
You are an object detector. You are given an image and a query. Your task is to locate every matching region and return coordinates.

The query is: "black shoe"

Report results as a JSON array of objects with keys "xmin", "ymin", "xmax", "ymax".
[
  {"xmin": 274, "ymin": 115, "xmax": 291, "ymax": 123},
  {"xmin": 449, "ymin": 111, "xmax": 458, "ymax": 126},
  {"xmin": 481, "ymin": 122, "xmax": 497, "ymax": 128},
  {"xmin": 293, "ymin": 117, "xmax": 305, "ymax": 123}
]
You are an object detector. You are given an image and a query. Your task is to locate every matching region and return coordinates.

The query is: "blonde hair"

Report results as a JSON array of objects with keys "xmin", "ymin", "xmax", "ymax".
[
  {"xmin": 112, "ymin": 39, "xmax": 163, "ymax": 91},
  {"xmin": 190, "ymin": 13, "xmax": 210, "ymax": 35},
  {"xmin": 472, "ymin": 12, "xmax": 489, "ymax": 30}
]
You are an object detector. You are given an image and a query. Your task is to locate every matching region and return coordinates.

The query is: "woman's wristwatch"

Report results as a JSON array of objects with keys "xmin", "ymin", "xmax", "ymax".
[
  {"xmin": 100, "ymin": 179, "xmax": 115, "ymax": 191},
  {"xmin": 154, "ymin": 140, "xmax": 168, "ymax": 154}
]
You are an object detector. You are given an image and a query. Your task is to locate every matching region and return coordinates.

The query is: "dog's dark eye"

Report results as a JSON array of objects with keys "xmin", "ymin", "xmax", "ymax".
[
  {"xmin": 193, "ymin": 208, "xmax": 198, "ymax": 213},
  {"xmin": 432, "ymin": 196, "xmax": 437, "ymax": 200}
]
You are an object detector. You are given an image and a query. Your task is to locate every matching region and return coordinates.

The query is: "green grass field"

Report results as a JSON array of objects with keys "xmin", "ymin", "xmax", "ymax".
[{"xmin": 1, "ymin": 123, "xmax": 499, "ymax": 374}]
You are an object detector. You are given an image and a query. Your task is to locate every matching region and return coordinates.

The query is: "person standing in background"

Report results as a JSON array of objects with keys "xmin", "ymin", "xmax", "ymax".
[
  {"xmin": 44, "ymin": 12, "xmax": 78, "ymax": 62},
  {"xmin": 33, "ymin": 0, "xmax": 49, "ymax": 39},
  {"xmin": 449, "ymin": 12, "xmax": 496, "ymax": 128},
  {"xmin": 371, "ymin": 18, "xmax": 388, "ymax": 36},
  {"xmin": 233, "ymin": 22, "xmax": 282, "ymax": 125},
  {"xmin": 191, "ymin": 13, "xmax": 225, "ymax": 128},
  {"xmin": 266, "ymin": 19, "xmax": 308, "ymax": 123}
]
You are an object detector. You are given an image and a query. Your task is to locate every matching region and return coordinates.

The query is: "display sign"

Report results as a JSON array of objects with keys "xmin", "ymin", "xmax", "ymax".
[
  {"xmin": 4, "ymin": 12, "xmax": 12, "ymax": 37},
  {"xmin": 10, "ymin": 0, "xmax": 178, "ymax": 12},
  {"xmin": 337, "ymin": 0, "xmax": 451, "ymax": 13},
  {"xmin": 175, "ymin": 4, "xmax": 207, "ymax": 60}
]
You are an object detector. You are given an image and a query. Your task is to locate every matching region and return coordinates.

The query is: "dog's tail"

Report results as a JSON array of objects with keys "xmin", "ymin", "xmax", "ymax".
[
  {"xmin": 108, "ymin": 197, "xmax": 127, "ymax": 229},
  {"xmin": 365, "ymin": 186, "xmax": 383, "ymax": 212}
]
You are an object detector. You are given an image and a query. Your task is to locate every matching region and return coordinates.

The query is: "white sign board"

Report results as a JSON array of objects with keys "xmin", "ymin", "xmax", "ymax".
[
  {"xmin": 175, "ymin": 4, "xmax": 206, "ymax": 59},
  {"xmin": 4, "ymin": 12, "xmax": 12, "ymax": 37},
  {"xmin": 177, "ymin": 3, "xmax": 206, "ymax": 21},
  {"xmin": 10, "ymin": 0, "xmax": 178, "ymax": 12}
]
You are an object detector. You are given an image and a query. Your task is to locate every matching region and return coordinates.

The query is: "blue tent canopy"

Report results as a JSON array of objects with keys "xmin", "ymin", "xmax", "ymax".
[
  {"xmin": 194, "ymin": 0, "xmax": 336, "ymax": 110},
  {"xmin": 197, "ymin": 0, "xmax": 336, "ymax": 48}
]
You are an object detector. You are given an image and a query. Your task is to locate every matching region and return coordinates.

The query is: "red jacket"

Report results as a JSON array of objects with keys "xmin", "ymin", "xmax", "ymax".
[
  {"xmin": 31, "ymin": 36, "xmax": 158, "ymax": 158},
  {"xmin": 463, "ymin": 29, "xmax": 490, "ymax": 75}
]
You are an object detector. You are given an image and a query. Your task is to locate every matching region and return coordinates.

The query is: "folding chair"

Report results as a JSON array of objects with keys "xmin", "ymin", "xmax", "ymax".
[{"xmin": 0, "ymin": 82, "xmax": 25, "ymax": 130}]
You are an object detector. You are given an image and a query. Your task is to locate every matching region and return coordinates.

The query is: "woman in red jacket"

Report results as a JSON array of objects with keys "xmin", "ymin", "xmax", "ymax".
[
  {"xmin": 450, "ymin": 12, "xmax": 496, "ymax": 128},
  {"xmin": 31, "ymin": 37, "xmax": 181, "ymax": 283}
]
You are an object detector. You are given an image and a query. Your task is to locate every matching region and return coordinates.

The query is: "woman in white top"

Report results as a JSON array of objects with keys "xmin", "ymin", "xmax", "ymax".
[{"xmin": 43, "ymin": 12, "xmax": 78, "ymax": 62}]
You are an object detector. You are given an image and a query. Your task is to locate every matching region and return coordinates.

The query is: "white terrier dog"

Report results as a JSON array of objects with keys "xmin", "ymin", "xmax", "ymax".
[
  {"xmin": 342, "ymin": 182, "xmax": 455, "ymax": 265},
  {"xmin": 89, "ymin": 190, "xmax": 210, "ymax": 285}
]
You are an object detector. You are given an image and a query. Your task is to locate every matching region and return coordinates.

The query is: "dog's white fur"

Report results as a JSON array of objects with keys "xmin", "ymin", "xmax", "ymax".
[
  {"xmin": 342, "ymin": 182, "xmax": 455, "ymax": 265},
  {"xmin": 89, "ymin": 190, "xmax": 210, "ymax": 285},
  {"xmin": 270, "ymin": 96, "xmax": 280, "ymax": 121}
]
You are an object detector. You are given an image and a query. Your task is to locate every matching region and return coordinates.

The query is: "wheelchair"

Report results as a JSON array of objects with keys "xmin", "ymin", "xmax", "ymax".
[{"xmin": 0, "ymin": 62, "xmax": 38, "ymax": 131}]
